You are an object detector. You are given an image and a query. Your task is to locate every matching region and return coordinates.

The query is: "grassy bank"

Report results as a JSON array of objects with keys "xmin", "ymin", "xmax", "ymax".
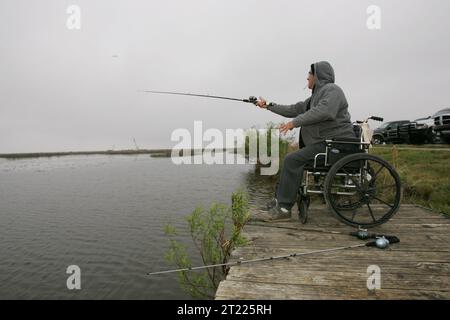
[
  {"xmin": 0, "ymin": 148, "xmax": 231, "ymax": 159},
  {"xmin": 373, "ymin": 144, "xmax": 450, "ymax": 149},
  {"xmin": 369, "ymin": 147, "xmax": 450, "ymax": 215},
  {"xmin": 0, "ymin": 149, "xmax": 172, "ymax": 159},
  {"xmin": 268, "ymin": 142, "xmax": 449, "ymax": 214}
]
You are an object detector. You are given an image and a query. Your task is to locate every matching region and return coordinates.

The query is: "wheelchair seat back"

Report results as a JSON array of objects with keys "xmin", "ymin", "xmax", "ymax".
[
  {"xmin": 326, "ymin": 142, "xmax": 362, "ymax": 167},
  {"xmin": 304, "ymin": 124, "xmax": 368, "ymax": 171},
  {"xmin": 326, "ymin": 125, "xmax": 365, "ymax": 167}
]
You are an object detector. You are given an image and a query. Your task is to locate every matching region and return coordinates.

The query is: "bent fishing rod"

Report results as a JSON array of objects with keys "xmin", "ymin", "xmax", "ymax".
[
  {"xmin": 147, "ymin": 235, "xmax": 400, "ymax": 276},
  {"xmin": 139, "ymin": 90, "xmax": 259, "ymax": 105}
]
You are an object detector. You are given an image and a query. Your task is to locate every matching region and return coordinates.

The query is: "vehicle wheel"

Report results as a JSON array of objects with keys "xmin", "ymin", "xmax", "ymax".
[
  {"xmin": 324, "ymin": 153, "xmax": 402, "ymax": 228},
  {"xmin": 409, "ymin": 137, "xmax": 421, "ymax": 145},
  {"xmin": 372, "ymin": 135, "xmax": 384, "ymax": 145},
  {"xmin": 297, "ymin": 194, "xmax": 310, "ymax": 224},
  {"xmin": 430, "ymin": 132, "xmax": 439, "ymax": 144},
  {"xmin": 426, "ymin": 129, "xmax": 437, "ymax": 144}
]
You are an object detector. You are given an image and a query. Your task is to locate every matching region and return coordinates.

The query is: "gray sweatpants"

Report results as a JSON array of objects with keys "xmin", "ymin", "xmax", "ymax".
[{"xmin": 276, "ymin": 142, "xmax": 326, "ymax": 209}]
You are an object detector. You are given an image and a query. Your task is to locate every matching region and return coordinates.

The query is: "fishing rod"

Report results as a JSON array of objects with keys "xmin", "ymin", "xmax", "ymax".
[
  {"xmin": 147, "ymin": 236, "xmax": 400, "ymax": 276},
  {"xmin": 139, "ymin": 90, "xmax": 259, "ymax": 105},
  {"xmin": 249, "ymin": 223, "xmax": 397, "ymax": 239},
  {"xmin": 350, "ymin": 228, "xmax": 396, "ymax": 240},
  {"xmin": 247, "ymin": 223, "xmax": 400, "ymax": 249}
]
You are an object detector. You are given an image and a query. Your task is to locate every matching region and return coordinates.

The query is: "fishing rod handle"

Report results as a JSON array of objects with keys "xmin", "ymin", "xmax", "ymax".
[{"xmin": 383, "ymin": 235, "xmax": 400, "ymax": 244}]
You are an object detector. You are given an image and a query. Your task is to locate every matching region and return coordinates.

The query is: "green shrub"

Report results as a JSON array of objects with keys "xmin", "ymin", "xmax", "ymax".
[{"xmin": 164, "ymin": 190, "xmax": 250, "ymax": 299}]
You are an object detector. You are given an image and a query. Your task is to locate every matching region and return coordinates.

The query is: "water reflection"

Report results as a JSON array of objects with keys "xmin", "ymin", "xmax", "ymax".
[{"xmin": 0, "ymin": 154, "xmax": 274, "ymax": 299}]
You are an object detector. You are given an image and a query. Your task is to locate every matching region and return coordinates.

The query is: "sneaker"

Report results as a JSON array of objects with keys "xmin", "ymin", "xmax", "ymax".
[
  {"xmin": 267, "ymin": 204, "xmax": 292, "ymax": 221},
  {"xmin": 266, "ymin": 198, "xmax": 278, "ymax": 210}
]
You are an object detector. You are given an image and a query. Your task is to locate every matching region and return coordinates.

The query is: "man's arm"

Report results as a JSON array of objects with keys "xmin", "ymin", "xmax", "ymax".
[
  {"xmin": 260, "ymin": 97, "xmax": 310, "ymax": 118},
  {"xmin": 292, "ymin": 86, "xmax": 341, "ymax": 127}
]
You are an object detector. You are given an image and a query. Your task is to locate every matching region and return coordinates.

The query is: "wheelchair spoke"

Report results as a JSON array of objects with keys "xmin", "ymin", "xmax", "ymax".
[
  {"xmin": 324, "ymin": 153, "xmax": 402, "ymax": 228},
  {"xmin": 371, "ymin": 165, "xmax": 385, "ymax": 181},
  {"xmin": 351, "ymin": 210, "xmax": 357, "ymax": 221},
  {"xmin": 366, "ymin": 203, "xmax": 376, "ymax": 222},
  {"xmin": 341, "ymin": 168, "xmax": 364, "ymax": 193},
  {"xmin": 369, "ymin": 194, "xmax": 394, "ymax": 208}
]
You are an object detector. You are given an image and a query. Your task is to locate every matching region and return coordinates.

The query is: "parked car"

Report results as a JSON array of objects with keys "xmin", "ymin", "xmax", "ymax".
[
  {"xmin": 398, "ymin": 116, "xmax": 437, "ymax": 144},
  {"xmin": 433, "ymin": 108, "xmax": 450, "ymax": 144},
  {"xmin": 372, "ymin": 120, "xmax": 411, "ymax": 144}
]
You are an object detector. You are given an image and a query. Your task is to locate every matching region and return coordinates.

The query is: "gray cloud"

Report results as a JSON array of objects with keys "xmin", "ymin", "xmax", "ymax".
[{"xmin": 0, "ymin": 0, "xmax": 449, "ymax": 152}]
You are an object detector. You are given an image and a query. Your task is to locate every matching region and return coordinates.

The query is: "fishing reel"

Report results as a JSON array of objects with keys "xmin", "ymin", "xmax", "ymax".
[
  {"xmin": 244, "ymin": 96, "xmax": 258, "ymax": 105},
  {"xmin": 365, "ymin": 235, "xmax": 400, "ymax": 249},
  {"xmin": 350, "ymin": 228, "xmax": 400, "ymax": 249},
  {"xmin": 350, "ymin": 228, "xmax": 371, "ymax": 240}
]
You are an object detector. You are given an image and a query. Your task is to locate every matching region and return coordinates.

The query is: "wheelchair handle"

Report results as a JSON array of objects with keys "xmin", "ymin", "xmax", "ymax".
[
  {"xmin": 370, "ymin": 116, "xmax": 384, "ymax": 122},
  {"xmin": 356, "ymin": 116, "xmax": 384, "ymax": 124}
]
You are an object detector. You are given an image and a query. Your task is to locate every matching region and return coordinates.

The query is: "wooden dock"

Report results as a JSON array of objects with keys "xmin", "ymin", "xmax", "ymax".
[{"xmin": 216, "ymin": 204, "xmax": 450, "ymax": 299}]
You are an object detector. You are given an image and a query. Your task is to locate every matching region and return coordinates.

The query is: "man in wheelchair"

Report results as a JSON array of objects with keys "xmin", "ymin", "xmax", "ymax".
[{"xmin": 256, "ymin": 61, "xmax": 357, "ymax": 221}]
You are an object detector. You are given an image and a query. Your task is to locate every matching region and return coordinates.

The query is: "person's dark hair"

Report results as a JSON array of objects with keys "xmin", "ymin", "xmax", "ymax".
[{"xmin": 310, "ymin": 64, "xmax": 315, "ymax": 75}]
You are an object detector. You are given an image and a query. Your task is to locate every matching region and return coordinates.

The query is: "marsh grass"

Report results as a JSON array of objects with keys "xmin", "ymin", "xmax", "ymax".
[
  {"xmin": 271, "ymin": 144, "xmax": 449, "ymax": 215},
  {"xmin": 370, "ymin": 147, "xmax": 450, "ymax": 214}
]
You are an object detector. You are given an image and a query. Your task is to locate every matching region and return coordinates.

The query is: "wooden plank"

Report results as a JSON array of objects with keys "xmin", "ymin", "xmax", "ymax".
[
  {"xmin": 230, "ymin": 247, "xmax": 450, "ymax": 262},
  {"xmin": 243, "ymin": 226, "xmax": 450, "ymax": 238},
  {"xmin": 244, "ymin": 224, "xmax": 450, "ymax": 236},
  {"xmin": 249, "ymin": 218, "xmax": 450, "ymax": 229},
  {"xmin": 216, "ymin": 281, "xmax": 450, "ymax": 300},
  {"xmin": 216, "ymin": 204, "xmax": 450, "ymax": 300},
  {"xmin": 225, "ymin": 268, "xmax": 450, "ymax": 291},
  {"xmin": 240, "ymin": 236, "xmax": 450, "ymax": 252},
  {"xmin": 226, "ymin": 261, "xmax": 450, "ymax": 277}
]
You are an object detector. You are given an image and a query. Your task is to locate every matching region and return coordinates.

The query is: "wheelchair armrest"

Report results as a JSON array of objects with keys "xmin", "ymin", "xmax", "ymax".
[
  {"xmin": 328, "ymin": 138, "xmax": 362, "ymax": 144},
  {"xmin": 313, "ymin": 152, "xmax": 326, "ymax": 168}
]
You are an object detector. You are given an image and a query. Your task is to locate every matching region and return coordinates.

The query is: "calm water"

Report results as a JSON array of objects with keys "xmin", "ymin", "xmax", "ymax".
[{"xmin": 0, "ymin": 154, "xmax": 274, "ymax": 299}]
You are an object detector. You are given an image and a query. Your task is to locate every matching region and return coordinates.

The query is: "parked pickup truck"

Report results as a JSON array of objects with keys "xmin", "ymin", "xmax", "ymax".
[
  {"xmin": 433, "ymin": 108, "xmax": 450, "ymax": 143},
  {"xmin": 398, "ymin": 116, "xmax": 436, "ymax": 144},
  {"xmin": 372, "ymin": 120, "xmax": 411, "ymax": 144}
]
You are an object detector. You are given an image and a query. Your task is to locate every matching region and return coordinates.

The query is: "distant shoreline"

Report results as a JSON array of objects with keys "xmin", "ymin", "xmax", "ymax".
[{"xmin": 0, "ymin": 148, "xmax": 235, "ymax": 159}]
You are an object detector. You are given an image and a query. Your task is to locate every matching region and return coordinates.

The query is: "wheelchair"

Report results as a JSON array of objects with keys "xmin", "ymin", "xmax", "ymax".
[{"xmin": 297, "ymin": 116, "xmax": 402, "ymax": 228}]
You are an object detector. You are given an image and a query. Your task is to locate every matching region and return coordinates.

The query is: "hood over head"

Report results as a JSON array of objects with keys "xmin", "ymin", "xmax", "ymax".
[{"xmin": 312, "ymin": 61, "xmax": 335, "ymax": 90}]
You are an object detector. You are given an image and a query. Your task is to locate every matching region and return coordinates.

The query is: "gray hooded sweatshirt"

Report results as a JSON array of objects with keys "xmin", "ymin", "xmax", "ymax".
[{"xmin": 267, "ymin": 61, "xmax": 355, "ymax": 146}]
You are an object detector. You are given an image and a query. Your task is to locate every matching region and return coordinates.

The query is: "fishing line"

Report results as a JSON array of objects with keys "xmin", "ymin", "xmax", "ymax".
[
  {"xmin": 139, "ymin": 90, "xmax": 258, "ymax": 104},
  {"xmin": 147, "ymin": 243, "xmax": 366, "ymax": 276},
  {"xmin": 147, "ymin": 235, "xmax": 399, "ymax": 276}
]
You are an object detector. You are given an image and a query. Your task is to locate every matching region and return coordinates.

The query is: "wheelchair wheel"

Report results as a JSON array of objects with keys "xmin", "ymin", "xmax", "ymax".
[
  {"xmin": 333, "ymin": 165, "xmax": 376, "ymax": 211},
  {"xmin": 297, "ymin": 193, "xmax": 310, "ymax": 224},
  {"xmin": 324, "ymin": 153, "xmax": 402, "ymax": 228}
]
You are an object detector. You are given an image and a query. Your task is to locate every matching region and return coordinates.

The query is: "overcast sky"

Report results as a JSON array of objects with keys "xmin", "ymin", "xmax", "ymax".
[{"xmin": 1, "ymin": 0, "xmax": 449, "ymax": 153}]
